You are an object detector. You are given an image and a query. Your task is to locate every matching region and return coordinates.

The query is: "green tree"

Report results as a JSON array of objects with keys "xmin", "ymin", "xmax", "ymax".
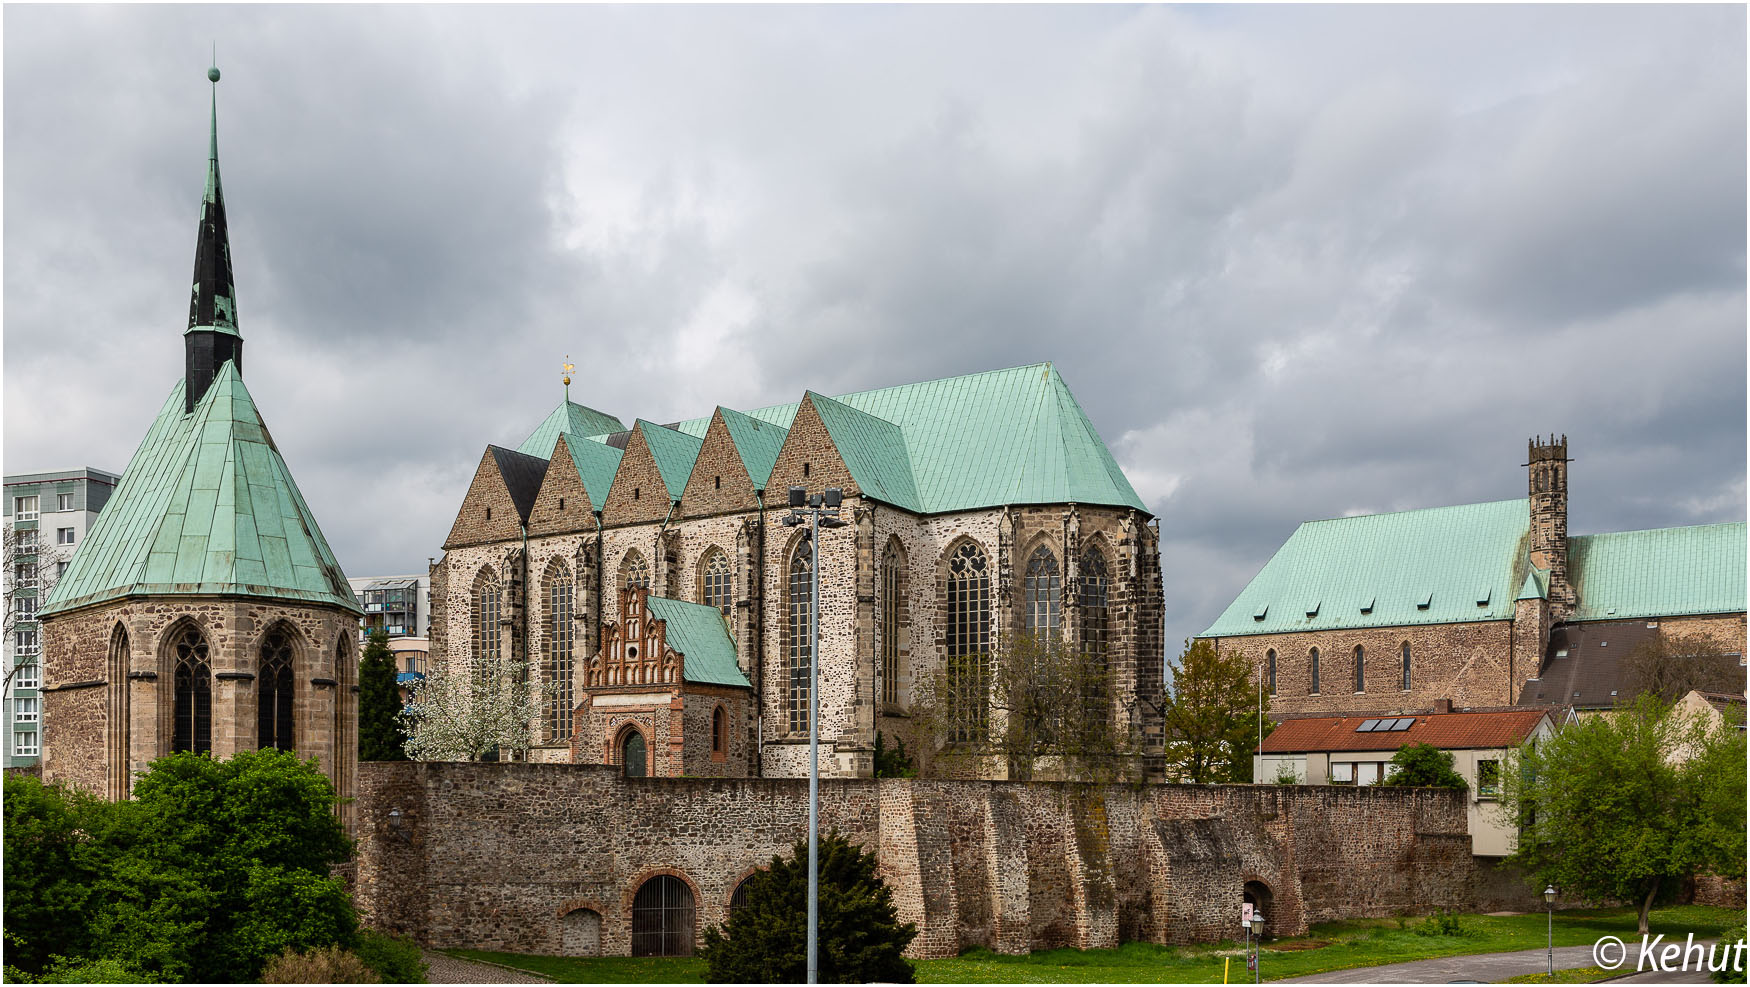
[
  {"xmin": 1162, "ymin": 638, "xmax": 1263, "ymax": 783},
  {"xmin": 1502, "ymin": 694, "xmax": 1747, "ymax": 935},
  {"xmin": 2, "ymin": 750, "xmax": 358, "ymax": 983},
  {"xmin": 699, "ymin": 832, "xmax": 917, "ymax": 984},
  {"xmin": 1379, "ymin": 742, "xmax": 1469, "ymax": 790},
  {"xmin": 913, "ymin": 633, "xmax": 1132, "ymax": 781},
  {"xmin": 1620, "ymin": 632, "xmax": 1741, "ymax": 704},
  {"xmin": 873, "ymin": 732, "xmax": 917, "ymax": 779},
  {"xmin": 359, "ymin": 629, "xmax": 408, "ymax": 761}
]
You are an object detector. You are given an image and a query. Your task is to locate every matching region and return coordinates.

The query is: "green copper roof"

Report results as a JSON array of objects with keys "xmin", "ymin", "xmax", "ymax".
[
  {"xmin": 41, "ymin": 362, "xmax": 359, "ymax": 616},
  {"xmin": 635, "ymin": 420, "xmax": 705, "ymax": 502},
  {"xmin": 717, "ymin": 406, "xmax": 788, "ymax": 489},
  {"xmin": 1568, "ymin": 523, "xmax": 1746, "ymax": 621},
  {"xmin": 1200, "ymin": 499, "xmax": 1532, "ymax": 638},
  {"xmin": 517, "ymin": 398, "xmax": 625, "ymax": 457},
  {"xmin": 808, "ymin": 392, "xmax": 922, "ymax": 512},
  {"xmin": 672, "ymin": 363, "xmax": 1145, "ymax": 514},
  {"xmin": 1517, "ymin": 567, "xmax": 1549, "ymax": 601},
  {"xmin": 558, "ymin": 432, "xmax": 624, "ymax": 510},
  {"xmin": 645, "ymin": 595, "xmax": 749, "ymax": 688}
]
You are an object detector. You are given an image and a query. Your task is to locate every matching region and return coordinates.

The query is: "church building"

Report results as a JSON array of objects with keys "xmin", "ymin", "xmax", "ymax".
[
  {"xmin": 1200, "ymin": 437, "xmax": 1745, "ymax": 721},
  {"xmin": 432, "ymin": 364, "xmax": 1167, "ymax": 778},
  {"xmin": 36, "ymin": 68, "xmax": 362, "ymax": 814}
]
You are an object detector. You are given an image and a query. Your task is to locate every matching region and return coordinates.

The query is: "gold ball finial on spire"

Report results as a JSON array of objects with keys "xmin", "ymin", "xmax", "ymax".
[{"xmin": 562, "ymin": 355, "xmax": 574, "ymax": 388}]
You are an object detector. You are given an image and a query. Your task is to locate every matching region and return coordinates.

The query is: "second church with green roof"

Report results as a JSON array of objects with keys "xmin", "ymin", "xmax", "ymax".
[
  {"xmin": 37, "ymin": 67, "xmax": 363, "ymax": 817},
  {"xmin": 434, "ymin": 362, "xmax": 1167, "ymax": 779}
]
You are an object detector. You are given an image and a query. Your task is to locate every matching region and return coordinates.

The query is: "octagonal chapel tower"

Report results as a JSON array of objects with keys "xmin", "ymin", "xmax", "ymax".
[{"xmin": 37, "ymin": 68, "xmax": 362, "ymax": 815}]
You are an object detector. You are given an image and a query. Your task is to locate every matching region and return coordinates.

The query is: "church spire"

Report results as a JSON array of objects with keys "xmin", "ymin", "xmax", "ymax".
[{"xmin": 185, "ymin": 61, "xmax": 243, "ymax": 413}]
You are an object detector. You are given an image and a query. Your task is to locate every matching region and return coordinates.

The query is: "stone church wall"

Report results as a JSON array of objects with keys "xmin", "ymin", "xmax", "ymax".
[{"xmin": 353, "ymin": 762, "xmax": 1475, "ymax": 959}]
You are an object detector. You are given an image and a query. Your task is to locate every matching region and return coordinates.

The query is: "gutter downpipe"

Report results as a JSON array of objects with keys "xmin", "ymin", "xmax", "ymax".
[
  {"xmin": 519, "ymin": 521, "xmax": 530, "ymax": 761},
  {"xmin": 754, "ymin": 489, "xmax": 766, "ymax": 777}
]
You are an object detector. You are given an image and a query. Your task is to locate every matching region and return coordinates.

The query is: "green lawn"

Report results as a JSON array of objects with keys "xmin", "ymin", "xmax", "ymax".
[
  {"xmin": 1503, "ymin": 966, "xmax": 1610, "ymax": 984},
  {"xmin": 448, "ymin": 904, "xmax": 1742, "ymax": 984}
]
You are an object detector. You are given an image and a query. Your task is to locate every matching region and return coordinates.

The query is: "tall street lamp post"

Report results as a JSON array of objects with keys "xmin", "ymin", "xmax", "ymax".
[
  {"xmin": 1544, "ymin": 885, "xmax": 1557, "ymax": 975},
  {"xmin": 782, "ymin": 485, "xmax": 846, "ymax": 986}
]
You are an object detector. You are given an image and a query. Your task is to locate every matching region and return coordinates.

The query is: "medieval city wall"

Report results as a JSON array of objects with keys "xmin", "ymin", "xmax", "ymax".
[{"xmin": 353, "ymin": 761, "xmax": 1474, "ymax": 959}]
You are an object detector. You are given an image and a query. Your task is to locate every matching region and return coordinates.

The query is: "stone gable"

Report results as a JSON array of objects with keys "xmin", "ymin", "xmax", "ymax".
[
  {"xmin": 602, "ymin": 425, "xmax": 679, "ymax": 527},
  {"xmin": 676, "ymin": 410, "xmax": 760, "ymax": 519},
  {"xmin": 765, "ymin": 396, "xmax": 857, "ymax": 503},
  {"xmin": 528, "ymin": 436, "xmax": 600, "ymax": 538},
  {"xmin": 445, "ymin": 448, "xmax": 532, "ymax": 549}
]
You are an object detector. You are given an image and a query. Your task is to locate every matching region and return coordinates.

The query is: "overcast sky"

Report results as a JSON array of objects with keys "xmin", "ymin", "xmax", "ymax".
[{"xmin": 5, "ymin": 5, "xmax": 1744, "ymax": 654}]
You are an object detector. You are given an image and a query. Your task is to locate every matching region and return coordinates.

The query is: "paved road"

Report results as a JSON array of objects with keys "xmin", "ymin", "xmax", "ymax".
[
  {"xmin": 422, "ymin": 950, "xmax": 552, "ymax": 984},
  {"xmin": 1278, "ymin": 940, "xmax": 1722, "ymax": 984}
]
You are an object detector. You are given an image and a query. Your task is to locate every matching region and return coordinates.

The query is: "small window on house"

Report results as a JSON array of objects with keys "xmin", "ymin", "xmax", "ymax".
[
  {"xmin": 634, "ymin": 488, "xmax": 640, "ymax": 501},
  {"xmin": 803, "ymin": 462, "xmax": 811, "ymax": 478},
  {"xmin": 56, "ymin": 493, "xmax": 74, "ymax": 511},
  {"xmin": 714, "ymin": 476, "xmax": 721, "ymax": 490},
  {"xmin": 57, "ymin": 528, "xmax": 75, "ymax": 545},
  {"xmin": 1330, "ymin": 761, "xmax": 1355, "ymax": 785},
  {"xmin": 15, "ymin": 697, "xmax": 39, "ymax": 723},
  {"xmin": 1476, "ymin": 760, "xmax": 1500, "ymax": 800},
  {"xmin": 485, "ymin": 506, "xmax": 492, "ymax": 520}
]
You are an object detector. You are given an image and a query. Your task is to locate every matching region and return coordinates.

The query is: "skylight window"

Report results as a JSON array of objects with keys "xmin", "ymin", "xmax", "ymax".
[{"xmin": 1253, "ymin": 604, "xmax": 1268, "ymax": 621}]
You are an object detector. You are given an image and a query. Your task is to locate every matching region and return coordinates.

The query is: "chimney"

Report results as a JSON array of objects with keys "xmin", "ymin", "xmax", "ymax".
[
  {"xmin": 1433, "ymin": 698, "xmax": 1452, "ymax": 714},
  {"xmin": 1527, "ymin": 435, "xmax": 1575, "ymax": 615}
]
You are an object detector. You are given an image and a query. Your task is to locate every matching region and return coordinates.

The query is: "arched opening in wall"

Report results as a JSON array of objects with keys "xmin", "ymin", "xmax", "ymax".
[
  {"xmin": 171, "ymin": 625, "xmax": 212, "ymax": 754},
  {"xmin": 620, "ymin": 727, "xmax": 648, "ymax": 778},
  {"xmin": 711, "ymin": 705, "xmax": 727, "ymax": 759},
  {"xmin": 560, "ymin": 907, "xmax": 602, "ymax": 957},
  {"xmin": 728, "ymin": 875, "xmax": 758, "ymax": 918},
  {"xmin": 700, "ymin": 548, "xmax": 732, "ymax": 617},
  {"xmin": 1243, "ymin": 880, "xmax": 1275, "ymax": 939},
  {"xmin": 106, "ymin": 624, "xmax": 131, "ymax": 800},
  {"xmin": 544, "ymin": 559, "xmax": 576, "ymax": 745},
  {"xmin": 631, "ymin": 875, "xmax": 696, "ymax": 957},
  {"xmin": 258, "ymin": 625, "xmax": 296, "ymax": 751}
]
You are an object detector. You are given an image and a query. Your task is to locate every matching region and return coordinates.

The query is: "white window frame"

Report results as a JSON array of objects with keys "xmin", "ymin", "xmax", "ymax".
[
  {"xmin": 15, "ymin": 697, "xmax": 39, "ymax": 724},
  {"xmin": 1476, "ymin": 759, "xmax": 1501, "ymax": 801},
  {"xmin": 17, "ymin": 529, "xmax": 37, "ymax": 549},
  {"xmin": 14, "ymin": 660, "xmax": 40, "ymax": 688},
  {"xmin": 1330, "ymin": 761, "xmax": 1355, "ymax": 785},
  {"xmin": 56, "ymin": 527, "xmax": 75, "ymax": 546},
  {"xmin": 14, "ymin": 596, "xmax": 37, "ymax": 620},
  {"xmin": 56, "ymin": 493, "xmax": 74, "ymax": 512},
  {"xmin": 13, "ymin": 730, "xmax": 38, "ymax": 757},
  {"xmin": 15, "ymin": 630, "xmax": 39, "ymax": 660},
  {"xmin": 14, "ymin": 496, "xmax": 38, "ymax": 522}
]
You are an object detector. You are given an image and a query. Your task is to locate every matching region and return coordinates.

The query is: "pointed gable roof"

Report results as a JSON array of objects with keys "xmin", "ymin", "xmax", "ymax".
[
  {"xmin": 41, "ymin": 363, "xmax": 358, "ymax": 616},
  {"xmin": 806, "ymin": 392, "xmax": 921, "ymax": 512},
  {"xmin": 670, "ymin": 363, "xmax": 1144, "ymax": 514},
  {"xmin": 517, "ymin": 398, "xmax": 624, "ymax": 457},
  {"xmin": 488, "ymin": 445, "xmax": 548, "ymax": 524},
  {"xmin": 717, "ymin": 406, "xmax": 788, "ymax": 490},
  {"xmin": 559, "ymin": 432, "xmax": 624, "ymax": 511},
  {"xmin": 635, "ymin": 419, "xmax": 705, "ymax": 501}
]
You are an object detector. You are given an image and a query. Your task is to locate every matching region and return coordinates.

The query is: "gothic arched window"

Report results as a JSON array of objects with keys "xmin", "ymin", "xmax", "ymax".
[
  {"xmin": 172, "ymin": 627, "xmax": 212, "ymax": 755},
  {"xmin": 1077, "ymin": 546, "xmax": 1110, "ymax": 659},
  {"xmin": 787, "ymin": 540, "xmax": 814, "ymax": 734},
  {"xmin": 945, "ymin": 541, "xmax": 992, "ymax": 743},
  {"xmin": 621, "ymin": 728, "xmax": 648, "ymax": 778},
  {"xmin": 472, "ymin": 568, "xmax": 502, "ymax": 687},
  {"xmin": 700, "ymin": 549, "xmax": 732, "ymax": 617},
  {"xmin": 107, "ymin": 625, "xmax": 131, "ymax": 799},
  {"xmin": 1353, "ymin": 645, "xmax": 1365, "ymax": 694},
  {"xmin": 1401, "ymin": 642, "xmax": 1412, "ymax": 691},
  {"xmin": 258, "ymin": 628, "xmax": 295, "ymax": 751},
  {"xmin": 1023, "ymin": 545, "xmax": 1061, "ymax": 637},
  {"xmin": 880, "ymin": 539, "xmax": 906, "ymax": 707},
  {"xmin": 1309, "ymin": 647, "xmax": 1321, "ymax": 695},
  {"xmin": 712, "ymin": 705, "xmax": 727, "ymax": 755},
  {"xmin": 544, "ymin": 560, "xmax": 575, "ymax": 744},
  {"xmin": 622, "ymin": 550, "xmax": 650, "ymax": 592}
]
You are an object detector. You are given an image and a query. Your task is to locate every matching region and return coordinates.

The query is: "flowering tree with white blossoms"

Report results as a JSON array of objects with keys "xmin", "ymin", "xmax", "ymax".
[{"xmin": 399, "ymin": 651, "xmax": 541, "ymax": 762}]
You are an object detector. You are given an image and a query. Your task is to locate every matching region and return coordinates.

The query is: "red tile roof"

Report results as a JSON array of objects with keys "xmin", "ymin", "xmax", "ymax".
[{"xmin": 1260, "ymin": 709, "xmax": 1551, "ymax": 754}]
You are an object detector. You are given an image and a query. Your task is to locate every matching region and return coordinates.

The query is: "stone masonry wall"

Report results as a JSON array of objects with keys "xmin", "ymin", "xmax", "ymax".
[
  {"xmin": 353, "ymin": 762, "xmax": 1474, "ymax": 959},
  {"xmin": 1208, "ymin": 620, "xmax": 1519, "ymax": 718}
]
